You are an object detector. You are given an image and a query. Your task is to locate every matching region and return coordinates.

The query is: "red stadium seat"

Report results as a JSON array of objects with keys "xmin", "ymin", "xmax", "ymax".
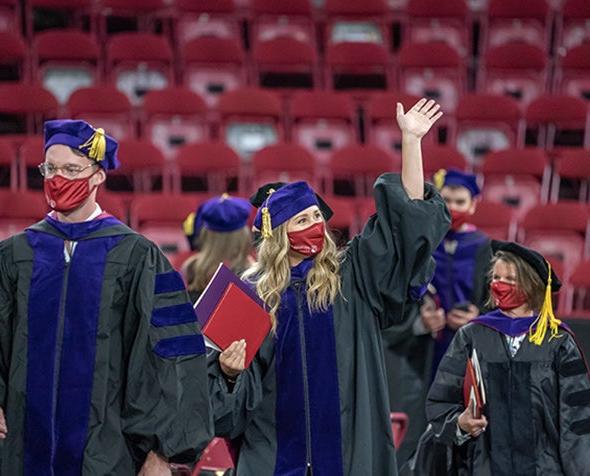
[
  {"xmin": 365, "ymin": 92, "xmax": 433, "ymax": 153},
  {"xmin": 554, "ymin": 43, "xmax": 590, "ymax": 103},
  {"xmin": 290, "ymin": 90, "xmax": 357, "ymax": 165},
  {"xmin": 562, "ymin": 259, "xmax": 590, "ymax": 314},
  {"xmin": 107, "ymin": 33, "xmax": 173, "ymax": 105},
  {"xmin": 470, "ymin": 200, "xmax": 515, "ymax": 240},
  {"xmin": 18, "ymin": 135, "xmax": 44, "ymax": 190},
  {"xmin": 398, "ymin": 42, "xmax": 464, "ymax": 113},
  {"xmin": 33, "ymin": 29, "xmax": 100, "ymax": 104},
  {"xmin": 130, "ymin": 192, "xmax": 209, "ymax": 255},
  {"xmin": 406, "ymin": 0, "xmax": 470, "ymax": 57},
  {"xmin": 0, "ymin": 190, "xmax": 47, "ymax": 239},
  {"xmin": 181, "ymin": 36, "xmax": 246, "ymax": 108},
  {"xmin": 107, "ymin": 139, "xmax": 169, "ymax": 194},
  {"xmin": 250, "ymin": 0, "xmax": 316, "ymax": 49},
  {"xmin": 557, "ymin": 0, "xmax": 590, "ymax": 51},
  {"xmin": 481, "ymin": 148, "xmax": 550, "ymax": 221},
  {"xmin": 324, "ymin": 195, "xmax": 358, "ymax": 241},
  {"xmin": 66, "ymin": 86, "xmax": 134, "ymax": 141},
  {"xmin": 252, "ymin": 37, "xmax": 319, "ymax": 90},
  {"xmin": 483, "ymin": 0, "xmax": 551, "ymax": 51},
  {"xmin": 142, "ymin": 87, "xmax": 209, "ymax": 159},
  {"xmin": 0, "ymin": 31, "xmax": 26, "ymax": 81},
  {"xmin": 525, "ymin": 94, "xmax": 590, "ymax": 149},
  {"xmin": 550, "ymin": 148, "xmax": 590, "ymax": 202},
  {"xmin": 0, "ymin": 0, "xmax": 19, "ymax": 34},
  {"xmin": 217, "ymin": 87, "xmax": 283, "ymax": 159},
  {"xmin": 453, "ymin": 93, "xmax": 521, "ymax": 167},
  {"xmin": 391, "ymin": 412, "xmax": 409, "ymax": 449},
  {"xmin": 328, "ymin": 144, "xmax": 398, "ymax": 196},
  {"xmin": 173, "ymin": 142, "xmax": 242, "ymax": 195},
  {"xmin": 519, "ymin": 202, "xmax": 590, "ymax": 279},
  {"xmin": 0, "ymin": 83, "xmax": 58, "ymax": 135},
  {"xmin": 98, "ymin": 0, "xmax": 170, "ymax": 37},
  {"xmin": 0, "ymin": 138, "xmax": 16, "ymax": 190},
  {"xmin": 480, "ymin": 43, "xmax": 548, "ymax": 106},
  {"xmin": 26, "ymin": 0, "xmax": 93, "ymax": 39},
  {"xmin": 251, "ymin": 142, "xmax": 318, "ymax": 190},
  {"xmin": 324, "ymin": 0, "xmax": 390, "ymax": 48},
  {"xmin": 325, "ymin": 42, "xmax": 391, "ymax": 92},
  {"xmin": 422, "ymin": 145, "xmax": 467, "ymax": 178},
  {"xmin": 95, "ymin": 190, "xmax": 127, "ymax": 222},
  {"xmin": 175, "ymin": 0, "xmax": 239, "ymax": 45}
]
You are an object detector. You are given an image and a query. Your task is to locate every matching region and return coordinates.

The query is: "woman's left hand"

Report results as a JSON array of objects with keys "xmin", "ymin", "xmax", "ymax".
[
  {"xmin": 396, "ymin": 99, "xmax": 443, "ymax": 139},
  {"xmin": 137, "ymin": 451, "xmax": 171, "ymax": 476}
]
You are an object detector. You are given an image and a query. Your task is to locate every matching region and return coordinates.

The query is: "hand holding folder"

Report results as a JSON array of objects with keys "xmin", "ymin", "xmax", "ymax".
[
  {"xmin": 195, "ymin": 264, "xmax": 271, "ymax": 368},
  {"xmin": 463, "ymin": 348, "xmax": 486, "ymax": 419}
]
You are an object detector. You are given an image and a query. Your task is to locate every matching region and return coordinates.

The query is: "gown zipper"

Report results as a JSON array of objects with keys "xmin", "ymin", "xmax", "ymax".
[{"xmin": 294, "ymin": 281, "xmax": 313, "ymax": 475}]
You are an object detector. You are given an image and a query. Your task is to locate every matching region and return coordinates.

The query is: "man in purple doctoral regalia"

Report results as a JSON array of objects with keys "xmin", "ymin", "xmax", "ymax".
[{"xmin": 0, "ymin": 120, "xmax": 211, "ymax": 475}]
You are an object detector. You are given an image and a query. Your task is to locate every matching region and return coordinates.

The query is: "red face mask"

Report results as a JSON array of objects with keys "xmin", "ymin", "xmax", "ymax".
[
  {"xmin": 450, "ymin": 209, "xmax": 471, "ymax": 232},
  {"xmin": 288, "ymin": 222, "xmax": 325, "ymax": 256},
  {"xmin": 490, "ymin": 281, "xmax": 528, "ymax": 311},
  {"xmin": 44, "ymin": 170, "xmax": 99, "ymax": 213}
]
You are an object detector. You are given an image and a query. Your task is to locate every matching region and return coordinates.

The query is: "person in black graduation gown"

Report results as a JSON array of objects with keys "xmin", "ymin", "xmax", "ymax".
[
  {"xmin": 0, "ymin": 120, "xmax": 211, "ymax": 476},
  {"xmin": 181, "ymin": 194, "xmax": 254, "ymax": 303},
  {"xmin": 207, "ymin": 99, "xmax": 450, "ymax": 476},
  {"xmin": 384, "ymin": 169, "xmax": 491, "ymax": 467},
  {"xmin": 425, "ymin": 241, "xmax": 590, "ymax": 476}
]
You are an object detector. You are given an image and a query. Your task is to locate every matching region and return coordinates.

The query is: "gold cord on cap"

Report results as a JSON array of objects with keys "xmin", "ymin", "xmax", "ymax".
[
  {"xmin": 79, "ymin": 127, "xmax": 106, "ymax": 162},
  {"xmin": 261, "ymin": 188, "xmax": 275, "ymax": 239},
  {"xmin": 433, "ymin": 169, "xmax": 447, "ymax": 190},
  {"xmin": 183, "ymin": 212, "xmax": 196, "ymax": 237},
  {"xmin": 529, "ymin": 261, "xmax": 562, "ymax": 345}
]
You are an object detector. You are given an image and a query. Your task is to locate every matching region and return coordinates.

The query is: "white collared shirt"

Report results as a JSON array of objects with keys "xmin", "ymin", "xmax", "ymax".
[{"xmin": 63, "ymin": 204, "xmax": 103, "ymax": 263}]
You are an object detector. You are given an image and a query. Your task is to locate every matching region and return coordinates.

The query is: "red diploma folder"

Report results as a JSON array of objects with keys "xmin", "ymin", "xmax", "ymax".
[
  {"xmin": 196, "ymin": 264, "xmax": 271, "ymax": 368},
  {"xmin": 463, "ymin": 349, "xmax": 486, "ymax": 418}
]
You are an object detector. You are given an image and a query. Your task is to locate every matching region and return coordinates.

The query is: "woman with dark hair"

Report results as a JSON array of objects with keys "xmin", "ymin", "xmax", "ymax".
[{"xmin": 426, "ymin": 241, "xmax": 590, "ymax": 475}]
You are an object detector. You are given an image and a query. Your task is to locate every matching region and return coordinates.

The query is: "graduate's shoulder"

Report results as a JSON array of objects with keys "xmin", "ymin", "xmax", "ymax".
[{"xmin": 0, "ymin": 230, "xmax": 32, "ymax": 261}]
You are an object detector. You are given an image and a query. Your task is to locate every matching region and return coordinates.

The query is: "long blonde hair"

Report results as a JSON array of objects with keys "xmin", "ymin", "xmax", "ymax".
[
  {"xmin": 242, "ymin": 221, "xmax": 343, "ymax": 330},
  {"xmin": 184, "ymin": 227, "xmax": 252, "ymax": 294}
]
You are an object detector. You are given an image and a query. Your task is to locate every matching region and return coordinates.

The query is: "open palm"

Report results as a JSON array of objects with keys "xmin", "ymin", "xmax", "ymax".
[{"xmin": 396, "ymin": 98, "xmax": 443, "ymax": 139}]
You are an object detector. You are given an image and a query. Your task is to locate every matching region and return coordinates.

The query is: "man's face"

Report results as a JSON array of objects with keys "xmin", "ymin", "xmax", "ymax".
[
  {"xmin": 441, "ymin": 186, "xmax": 476, "ymax": 215},
  {"xmin": 43, "ymin": 144, "xmax": 105, "ymax": 187}
]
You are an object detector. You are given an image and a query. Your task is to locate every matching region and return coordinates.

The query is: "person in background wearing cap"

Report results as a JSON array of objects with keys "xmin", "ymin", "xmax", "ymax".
[
  {"xmin": 424, "ymin": 241, "xmax": 590, "ymax": 475},
  {"xmin": 181, "ymin": 194, "xmax": 254, "ymax": 303},
  {"xmin": 384, "ymin": 169, "xmax": 491, "ymax": 468},
  {"xmin": 429, "ymin": 169, "xmax": 492, "ymax": 375},
  {"xmin": 0, "ymin": 120, "xmax": 211, "ymax": 475},
  {"xmin": 207, "ymin": 98, "xmax": 450, "ymax": 475}
]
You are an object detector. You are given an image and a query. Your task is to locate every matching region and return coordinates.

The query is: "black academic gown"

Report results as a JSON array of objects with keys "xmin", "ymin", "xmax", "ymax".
[
  {"xmin": 208, "ymin": 173, "xmax": 450, "ymax": 476},
  {"xmin": 0, "ymin": 214, "xmax": 212, "ymax": 475},
  {"xmin": 426, "ymin": 317, "xmax": 590, "ymax": 476}
]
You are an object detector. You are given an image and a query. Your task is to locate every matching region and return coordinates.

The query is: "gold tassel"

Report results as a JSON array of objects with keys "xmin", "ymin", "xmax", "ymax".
[
  {"xmin": 433, "ymin": 169, "xmax": 447, "ymax": 190},
  {"xmin": 260, "ymin": 188, "xmax": 275, "ymax": 239},
  {"xmin": 529, "ymin": 261, "xmax": 562, "ymax": 345},
  {"xmin": 78, "ymin": 127, "xmax": 106, "ymax": 162},
  {"xmin": 183, "ymin": 212, "xmax": 195, "ymax": 236}
]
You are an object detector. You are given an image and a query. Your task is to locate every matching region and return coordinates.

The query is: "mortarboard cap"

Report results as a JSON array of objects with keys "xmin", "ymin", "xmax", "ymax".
[
  {"xmin": 434, "ymin": 168, "xmax": 480, "ymax": 197},
  {"xmin": 250, "ymin": 181, "xmax": 334, "ymax": 222},
  {"xmin": 44, "ymin": 119, "xmax": 119, "ymax": 170},
  {"xmin": 253, "ymin": 181, "xmax": 319, "ymax": 239},
  {"xmin": 491, "ymin": 240, "xmax": 562, "ymax": 345},
  {"xmin": 183, "ymin": 194, "xmax": 252, "ymax": 248}
]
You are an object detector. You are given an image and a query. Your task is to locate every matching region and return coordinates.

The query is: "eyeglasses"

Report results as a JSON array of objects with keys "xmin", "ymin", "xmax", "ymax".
[{"xmin": 38, "ymin": 162, "xmax": 97, "ymax": 179}]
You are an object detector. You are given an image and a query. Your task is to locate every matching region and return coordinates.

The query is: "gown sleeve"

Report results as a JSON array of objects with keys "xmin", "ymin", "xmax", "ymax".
[
  {"xmin": 122, "ymin": 241, "xmax": 212, "ymax": 464},
  {"xmin": 0, "ymin": 238, "xmax": 16, "ymax": 410},
  {"xmin": 425, "ymin": 325, "xmax": 471, "ymax": 445},
  {"xmin": 346, "ymin": 173, "xmax": 450, "ymax": 328},
  {"xmin": 557, "ymin": 333, "xmax": 590, "ymax": 475},
  {"xmin": 207, "ymin": 338, "xmax": 270, "ymax": 439}
]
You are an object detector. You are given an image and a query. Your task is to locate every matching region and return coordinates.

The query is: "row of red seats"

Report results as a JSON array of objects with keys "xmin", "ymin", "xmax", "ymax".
[
  {"xmin": 0, "ymin": 85, "xmax": 588, "ymax": 166},
  {"xmin": 2, "ymin": 27, "xmax": 589, "ymax": 111},
  {"xmin": 1, "ymin": 186, "xmax": 589, "ymax": 291},
  {"xmin": 2, "ymin": 0, "xmax": 588, "ymax": 58}
]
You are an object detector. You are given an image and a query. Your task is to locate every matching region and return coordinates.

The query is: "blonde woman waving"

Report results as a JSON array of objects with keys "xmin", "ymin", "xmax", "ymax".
[{"xmin": 208, "ymin": 99, "xmax": 450, "ymax": 476}]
